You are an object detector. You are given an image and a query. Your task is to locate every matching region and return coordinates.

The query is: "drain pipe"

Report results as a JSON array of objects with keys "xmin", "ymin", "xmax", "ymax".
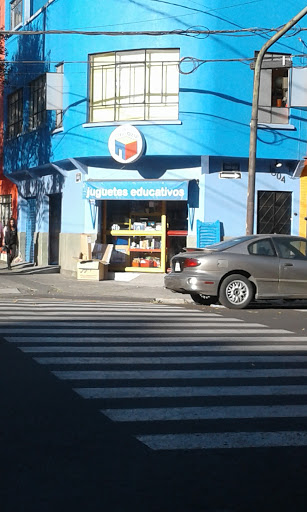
[{"xmin": 246, "ymin": 6, "xmax": 307, "ymax": 235}]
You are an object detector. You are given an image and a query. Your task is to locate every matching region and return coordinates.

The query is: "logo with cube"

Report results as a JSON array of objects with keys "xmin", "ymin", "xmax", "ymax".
[
  {"xmin": 108, "ymin": 125, "xmax": 145, "ymax": 164},
  {"xmin": 115, "ymin": 136, "xmax": 138, "ymax": 161}
]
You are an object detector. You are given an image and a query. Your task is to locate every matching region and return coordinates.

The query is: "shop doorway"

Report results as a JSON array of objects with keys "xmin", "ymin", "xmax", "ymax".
[
  {"xmin": 49, "ymin": 193, "xmax": 62, "ymax": 265},
  {"xmin": 166, "ymin": 201, "xmax": 188, "ymax": 264},
  {"xmin": 257, "ymin": 191, "xmax": 292, "ymax": 234},
  {"xmin": 101, "ymin": 200, "xmax": 187, "ymax": 272}
]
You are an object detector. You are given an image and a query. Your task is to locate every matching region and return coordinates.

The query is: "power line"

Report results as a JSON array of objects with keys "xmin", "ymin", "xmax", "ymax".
[{"xmin": 0, "ymin": 26, "xmax": 302, "ymax": 37}]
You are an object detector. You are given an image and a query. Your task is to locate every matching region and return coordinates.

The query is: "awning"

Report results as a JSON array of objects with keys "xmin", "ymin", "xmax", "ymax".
[{"xmin": 83, "ymin": 180, "xmax": 189, "ymax": 201}]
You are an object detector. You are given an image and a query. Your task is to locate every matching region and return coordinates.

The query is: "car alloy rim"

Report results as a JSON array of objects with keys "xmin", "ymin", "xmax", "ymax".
[{"xmin": 226, "ymin": 280, "xmax": 249, "ymax": 304}]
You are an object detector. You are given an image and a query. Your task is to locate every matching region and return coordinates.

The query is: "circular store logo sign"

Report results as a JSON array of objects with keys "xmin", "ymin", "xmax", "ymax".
[{"xmin": 108, "ymin": 125, "xmax": 145, "ymax": 164}]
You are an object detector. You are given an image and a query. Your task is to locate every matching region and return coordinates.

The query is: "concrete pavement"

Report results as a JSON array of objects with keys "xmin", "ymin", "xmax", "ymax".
[{"xmin": 0, "ymin": 261, "xmax": 192, "ymax": 303}]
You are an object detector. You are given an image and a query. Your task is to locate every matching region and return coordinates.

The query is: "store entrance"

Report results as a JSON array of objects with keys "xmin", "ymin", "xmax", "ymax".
[{"xmin": 101, "ymin": 200, "xmax": 187, "ymax": 272}]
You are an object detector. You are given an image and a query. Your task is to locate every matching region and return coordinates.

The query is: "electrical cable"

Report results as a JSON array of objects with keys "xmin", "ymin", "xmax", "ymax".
[{"xmin": 0, "ymin": 26, "xmax": 298, "ymax": 37}]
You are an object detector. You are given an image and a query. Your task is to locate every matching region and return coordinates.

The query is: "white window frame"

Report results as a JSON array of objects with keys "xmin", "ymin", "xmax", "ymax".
[
  {"xmin": 89, "ymin": 48, "xmax": 180, "ymax": 123},
  {"xmin": 10, "ymin": 0, "xmax": 23, "ymax": 29},
  {"xmin": 54, "ymin": 63, "xmax": 64, "ymax": 129},
  {"xmin": 257, "ymin": 53, "xmax": 291, "ymax": 125}
]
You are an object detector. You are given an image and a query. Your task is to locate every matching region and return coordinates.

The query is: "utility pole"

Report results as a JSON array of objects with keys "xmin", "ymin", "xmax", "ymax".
[{"xmin": 246, "ymin": 6, "xmax": 307, "ymax": 235}]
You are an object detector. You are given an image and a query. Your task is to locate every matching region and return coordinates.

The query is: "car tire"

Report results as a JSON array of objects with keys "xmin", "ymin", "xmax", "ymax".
[
  {"xmin": 219, "ymin": 274, "xmax": 254, "ymax": 309},
  {"xmin": 190, "ymin": 293, "xmax": 218, "ymax": 306}
]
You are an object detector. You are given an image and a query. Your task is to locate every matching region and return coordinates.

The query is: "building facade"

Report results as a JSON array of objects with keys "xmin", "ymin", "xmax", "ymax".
[
  {"xmin": 0, "ymin": 0, "xmax": 17, "ymax": 242},
  {"xmin": 3, "ymin": 0, "xmax": 307, "ymax": 274}
]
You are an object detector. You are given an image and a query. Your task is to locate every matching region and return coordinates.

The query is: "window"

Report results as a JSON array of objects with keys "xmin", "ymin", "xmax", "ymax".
[
  {"xmin": 208, "ymin": 236, "xmax": 254, "ymax": 251},
  {"xmin": 89, "ymin": 49, "xmax": 180, "ymax": 122},
  {"xmin": 274, "ymin": 238, "xmax": 307, "ymax": 260},
  {"xmin": 10, "ymin": 0, "xmax": 23, "ymax": 29},
  {"xmin": 248, "ymin": 239, "xmax": 276, "ymax": 257},
  {"xmin": 7, "ymin": 89, "xmax": 23, "ymax": 138},
  {"xmin": 55, "ymin": 63, "xmax": 64, "ymax": 129},
  {"xmin": 0, "ymin": 195, "xmax": 12, "ymax": 227},
  {"xmin": 257, "ymin": 53, "xmax": 291, "ymax": 124},
  {"xmin": 29, "ymin": 75, "xmax": 46, "ymax": 130}
]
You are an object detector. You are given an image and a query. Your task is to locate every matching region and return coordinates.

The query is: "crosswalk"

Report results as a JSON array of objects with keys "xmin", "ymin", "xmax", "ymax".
[{"xmin": 2, "ymin": 299, "xmax": 307, "ymax": 451}]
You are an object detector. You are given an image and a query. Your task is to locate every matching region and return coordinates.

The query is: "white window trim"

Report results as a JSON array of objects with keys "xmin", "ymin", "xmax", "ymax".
[
  {"xmin": 82, "ymin": 120, "xmax": 182, "ymax": 128},
  {"xmin": 258, "ymin": 123, "xmax": 295, "ymax": 130}
]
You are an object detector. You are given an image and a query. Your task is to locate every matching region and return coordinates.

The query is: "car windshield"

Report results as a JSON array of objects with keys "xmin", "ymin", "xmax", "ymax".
[{"xmin": 206, "ymin": 236, "xmax": 255, "ymax": 251}]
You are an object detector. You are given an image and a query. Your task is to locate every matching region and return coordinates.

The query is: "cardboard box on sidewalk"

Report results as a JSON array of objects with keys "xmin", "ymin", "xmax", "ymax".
[
  {"xmin": 75, "ymin": 243, "xmax": 113, "ymax": 281},
  {"xmin": 77, "ymin": 260, "xmax": 106, "ymax": 281}
]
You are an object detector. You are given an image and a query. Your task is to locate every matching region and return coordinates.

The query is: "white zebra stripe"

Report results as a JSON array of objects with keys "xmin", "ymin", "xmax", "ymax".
[
  {"xmin": 0, "ymin": 321, "xmax": 250, "ymax": 329},
  {"xmin": 102, "ymin": 404, "xmax": 307, "ymax": 422},
  {"xmin": 0, "ymin": 312, "xmax": 222, "ymax": 319},
  {"xmin": 0, "ymin": 321, "xmax": 259, "ymax": 329},
  {"xmin": 20, "ymin": 344, "xmax": 307, "ymax": 353},
  {"xmin": 74, "ymin": 384, "xmax": 307, "ymax": 399},
  {"xmin": 1, "ymin": 328, "xmax": 290, "ymax": 335},
  {"xmin": 7, "ymin": 336, "xmax": 307, "ymax": 343},
  {"xmin": 33, "ymin": 354, "xmax": 307, "ymax": 364},
  {"xmin": 52, "ymin": 368, "xmax": 307, "ymax": 380},
  {"xmin": 136, "ymin": 431, "xmax": 307, "ymax": 450}
]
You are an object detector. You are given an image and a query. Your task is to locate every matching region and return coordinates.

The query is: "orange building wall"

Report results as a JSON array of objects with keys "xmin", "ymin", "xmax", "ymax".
[{"xmin": 0, "ymin": 0, "xmax": 18, "ymax": 222}]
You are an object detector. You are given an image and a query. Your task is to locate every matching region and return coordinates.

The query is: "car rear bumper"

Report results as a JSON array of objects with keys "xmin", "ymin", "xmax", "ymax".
[{"xmin": 164, "ymin": 272, "xmax": 219, "ymax": 295}]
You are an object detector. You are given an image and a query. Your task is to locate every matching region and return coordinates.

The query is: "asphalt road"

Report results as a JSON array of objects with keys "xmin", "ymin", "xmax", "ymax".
[{"xmin": 1, "ymin": 299, "xmax": 307, "ymax": 512}]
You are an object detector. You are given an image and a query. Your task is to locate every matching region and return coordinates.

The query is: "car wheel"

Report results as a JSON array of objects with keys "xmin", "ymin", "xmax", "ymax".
[
  {"xmin": 190, "ymin": 293, "xmax": 218, "ymax": 306},
  {"xmin": 219, "ymin": 274, "xmax": 254, "ymax": 309}
]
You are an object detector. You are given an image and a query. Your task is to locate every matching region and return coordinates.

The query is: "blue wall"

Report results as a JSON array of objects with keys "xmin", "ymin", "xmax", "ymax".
[
  {"xmin": 4, "ymin": 0, "xmax": 307, "ymax": 173},
  {"xmin": 4, "ymin": 0, "xmax": 307, "ymax": 241}
]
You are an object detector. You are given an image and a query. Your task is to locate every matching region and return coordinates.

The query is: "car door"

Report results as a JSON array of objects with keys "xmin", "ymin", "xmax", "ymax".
[
  {"xmin": 247, "ymin": 238, "xmax": 280, "ymax": 296},
  {"xmin": 274, "ymin": 238, "xmax": 307, "ymax": 296}
]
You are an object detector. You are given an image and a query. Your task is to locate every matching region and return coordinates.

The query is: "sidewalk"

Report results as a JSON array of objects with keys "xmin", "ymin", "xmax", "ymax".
[{"xmin": 0, "ymin": 261, "xmax": 192, "ymax": 303}]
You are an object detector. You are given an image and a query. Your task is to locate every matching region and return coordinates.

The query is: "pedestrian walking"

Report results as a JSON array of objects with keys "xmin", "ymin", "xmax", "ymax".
[{"xmin": 5, "ymin": 218, "xmax": 18, "ymax": 270}]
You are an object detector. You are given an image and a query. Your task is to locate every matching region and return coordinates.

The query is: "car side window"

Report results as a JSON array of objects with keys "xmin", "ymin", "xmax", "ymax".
[
  {"xmin": 274, "ymin": 239, "xmax": 307, "ymax": 260},
  {"xmin": 248, "ymin": 240, "xmax": 276, "ymax": 257}
]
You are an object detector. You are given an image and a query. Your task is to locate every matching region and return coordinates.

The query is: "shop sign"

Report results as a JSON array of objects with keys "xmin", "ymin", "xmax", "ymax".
[
  {"xmin": 108, "ymin": 125, "xmax": 145, "ymax": 164},
  {"xmin": 83, "ymin": 180, "xmax": 188, "ymax": 201}
]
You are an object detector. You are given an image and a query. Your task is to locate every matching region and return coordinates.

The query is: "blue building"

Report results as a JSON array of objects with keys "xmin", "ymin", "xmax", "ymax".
[{"xmin": 3, "ymin": 0, "xmax": 307, "ymax": 274}]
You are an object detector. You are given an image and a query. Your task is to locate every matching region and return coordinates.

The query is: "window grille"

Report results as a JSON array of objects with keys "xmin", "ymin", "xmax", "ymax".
[
  {"xmin": 29, "ymin": 75, "xmax": 46, "ymax": 130},
  {"xmin": 89, "ymin": 49, "xmax": 180, "ymax": 122},
  {"xmin": 0, "ymin": 195, "xmax": 12, "ymax": 227},
  {"xmin": 7, "ymin": 89, "xmax": 23, "ymax": 138}
]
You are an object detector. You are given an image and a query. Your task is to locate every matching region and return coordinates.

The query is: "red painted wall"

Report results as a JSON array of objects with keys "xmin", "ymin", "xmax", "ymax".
[{"xmin": 0, "ymin": 0, "xmax": 18, "ymax": 222}]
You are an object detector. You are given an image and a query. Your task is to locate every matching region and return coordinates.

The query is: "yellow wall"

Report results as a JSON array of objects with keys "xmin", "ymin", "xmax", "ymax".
[{"xmin": 299, "ymin": 166, "xmax": 307, "ymax": 237}]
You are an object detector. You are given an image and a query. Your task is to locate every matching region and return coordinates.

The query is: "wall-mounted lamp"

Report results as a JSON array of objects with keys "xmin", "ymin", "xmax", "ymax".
[{"xmin": 275, "ymin": 161, "xmax": 283, "ymax": 168}]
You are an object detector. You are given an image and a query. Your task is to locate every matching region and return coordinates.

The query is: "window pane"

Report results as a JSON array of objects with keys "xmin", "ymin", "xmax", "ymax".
[
  {"xmin": 116, "ymin": 50, "xmax": 145, "ymax": 63},
  {"xmin": 29, "ymin": 75, "xmax": 46, "ymax": 130},
  {"xmin": 116, "ymin": 63, "xmax": 145, "ymax": 105},
  {"xmin": 11, "ymin": 0, "xmax": 23, "ymax": 29},
  {"xmin": 146, "ymin": 104, "xmax": 178, "ymax": 120},
  {"xmin": 117, "ymin": 104, "xmax": 145, "ymax": 121},
  {"xmin": 275, "ymin": 239, "xmax": 307, "ymax": 259},
  {"xmin": 7, "ymin": 89, "xmax": 23, "ymax": 137},
  {"xmin": 248, "ymin": 240, "xmax": 276, "ymax": 256}
]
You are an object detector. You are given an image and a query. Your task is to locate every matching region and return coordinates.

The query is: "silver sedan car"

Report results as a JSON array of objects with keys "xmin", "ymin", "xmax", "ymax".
[{"xmin": 164, "ymin": 234, "xmax": 307, "ymax": 309}]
